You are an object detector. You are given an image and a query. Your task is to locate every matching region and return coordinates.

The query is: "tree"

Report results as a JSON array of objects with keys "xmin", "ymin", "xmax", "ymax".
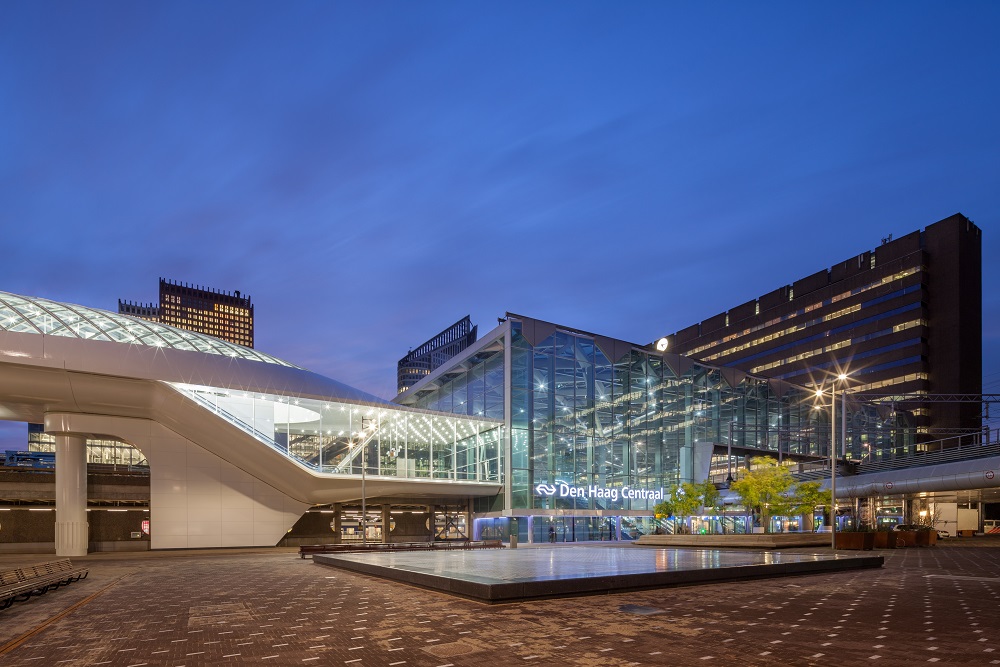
[
  {"xmin": 729, "ymin": 457, "xmax": 795, "ymax": 533},
  {"xmin": 653, "ymin": 481, "xmax": 724, "ymax": 534},
  {"xmin": 652, "ymin": 496, "xmax": 675, "ymax": 522},
  {"xmin": 786, "ymin": 480, "xmax": 830, "ymax": 532},
  {"xmin": 673, "ymin": 482, "xmax": 704, "ymax": 533}
]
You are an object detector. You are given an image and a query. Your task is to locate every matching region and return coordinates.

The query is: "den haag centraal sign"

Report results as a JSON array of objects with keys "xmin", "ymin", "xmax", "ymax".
[{"xmin": 534, "ymin": 482, "xmax": 665, "ymax": 503}]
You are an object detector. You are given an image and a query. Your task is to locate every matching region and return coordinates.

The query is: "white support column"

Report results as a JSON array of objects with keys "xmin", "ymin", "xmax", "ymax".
[{"xmin": 55, "ymin": 435, "xmax": 88, "ymax": 556}]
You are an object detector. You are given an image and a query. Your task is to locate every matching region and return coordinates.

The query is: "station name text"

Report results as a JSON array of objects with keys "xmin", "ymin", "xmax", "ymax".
[{"xmin": 534, "ymin": 483, "xmax": 664, "ymax": 503}]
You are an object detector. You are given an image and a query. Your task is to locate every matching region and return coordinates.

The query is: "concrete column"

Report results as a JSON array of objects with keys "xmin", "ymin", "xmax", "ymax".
[
  {"xmin": 55, "ymin": 435, "xmax": 88, "ymax": 556},
  {"xmin": 381, "ymin": 505, "xmax": 391, "ymax": 543},
  {"xmin": 332, "ymin": 504, "xmax": 342, "ymax": 544}
]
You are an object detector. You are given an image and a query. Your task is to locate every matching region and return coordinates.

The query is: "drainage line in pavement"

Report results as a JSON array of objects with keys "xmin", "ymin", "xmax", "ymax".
[{"xmin": 0, "ymin": 573, "xmax": 133, "ymax": 656}]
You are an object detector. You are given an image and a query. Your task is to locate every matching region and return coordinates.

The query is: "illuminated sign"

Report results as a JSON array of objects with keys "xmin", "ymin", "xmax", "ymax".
[
  {"xmin": 655, "ymin": 338, "xmax": 669, "ymax": 352},
  {"xmin": 534, "ymin": 482, "xmax": 664, "ymax": 503}
]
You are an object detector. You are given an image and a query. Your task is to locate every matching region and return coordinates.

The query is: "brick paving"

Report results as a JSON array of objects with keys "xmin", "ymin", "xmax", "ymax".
[{"xmin": 1, "ymin": 542, "xmax": 998, "ymax": 666}]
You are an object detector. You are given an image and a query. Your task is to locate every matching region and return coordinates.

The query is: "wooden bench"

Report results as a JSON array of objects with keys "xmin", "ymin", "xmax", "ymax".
[
  {"xmin": 465, "ymin": 540, "xmax": 504, "ymax": 550},
  {"xmin": 300, "ymin": 539, "xmax": 505, "ymax": 559},
  {"xmin": 1, "ymin": 559, "xmax": 89, "ymax": 610}
]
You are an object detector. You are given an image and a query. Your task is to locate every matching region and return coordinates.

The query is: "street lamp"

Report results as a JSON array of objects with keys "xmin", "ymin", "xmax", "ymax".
[
  {"xmin": 817, "ymin": 373, "xmax": 848, "ymax": 549},
  {"xmin": 357, "ymin": 418, "xmax": 372, "ymax": 546},
  {"xmin": 726, "ymin": 421, "xmax": 736, "ymax": 484}
]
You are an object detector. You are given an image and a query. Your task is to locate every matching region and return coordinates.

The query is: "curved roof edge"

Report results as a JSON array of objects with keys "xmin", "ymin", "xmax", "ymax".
[{"xmin": 0, "ymin": 290, "xmax": 294, "ymax": 367}]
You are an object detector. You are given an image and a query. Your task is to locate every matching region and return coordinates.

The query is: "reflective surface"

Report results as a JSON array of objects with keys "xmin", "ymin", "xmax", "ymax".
[{"xmin": 327, "ymin": 546, "xmax": 849, "ymax": 584}]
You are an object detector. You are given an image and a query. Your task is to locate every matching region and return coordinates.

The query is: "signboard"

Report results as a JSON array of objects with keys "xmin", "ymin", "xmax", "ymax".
[{"xmin": 534, "ymin": 482, "xmax": 665, "ymax": 503}]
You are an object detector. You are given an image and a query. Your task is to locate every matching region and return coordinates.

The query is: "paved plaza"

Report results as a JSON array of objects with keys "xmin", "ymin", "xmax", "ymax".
[{"xmin": 1, "ymin": 541, "xmax": 999, "ymax": 666}]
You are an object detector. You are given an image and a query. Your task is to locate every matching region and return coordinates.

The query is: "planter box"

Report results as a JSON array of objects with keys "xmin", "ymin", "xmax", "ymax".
[
  {"xmin": 915, "ymin": 530, "xmax": 938, "ymax": 547},
  {"xmin": 835, "ymin": 532, "xmax": 875, "ymax": 550},
  {"xmin": 895, "ymin": 531, "xmax": 917, "ymax": 547},
  {"xmin": 873, "ymin": 532, "xmax": 898, "ymax": 549}
]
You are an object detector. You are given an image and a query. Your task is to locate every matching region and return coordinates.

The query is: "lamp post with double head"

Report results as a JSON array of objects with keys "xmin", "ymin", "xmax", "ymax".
[{"xmin": 817, "ymin": 373, "xmax": 849, "ymax": 549}]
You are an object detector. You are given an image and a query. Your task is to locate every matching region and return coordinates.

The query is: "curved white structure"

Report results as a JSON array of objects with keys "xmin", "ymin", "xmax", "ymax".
[{"xmin": 0, "ymin": 292, "xmax": 502, "ymax": 551}]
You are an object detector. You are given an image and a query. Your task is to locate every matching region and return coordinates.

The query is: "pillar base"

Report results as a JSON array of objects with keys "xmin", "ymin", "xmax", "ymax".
[{"xmin": 55, "ymin": 520, "xmax": 89, "ymax": 557}]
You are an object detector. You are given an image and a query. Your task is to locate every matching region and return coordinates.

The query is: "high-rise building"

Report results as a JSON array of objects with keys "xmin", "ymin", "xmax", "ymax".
[
  {"xmin": 397, "ymin": 316, "xmax": 478, "ymax": 393},
  {"xmin": 119, "ymin": 278, "xmax": 254, "ymax": 348},
  {"xmin": 655, "ymin": 213, "xmax": 982, "ymax": 444}
]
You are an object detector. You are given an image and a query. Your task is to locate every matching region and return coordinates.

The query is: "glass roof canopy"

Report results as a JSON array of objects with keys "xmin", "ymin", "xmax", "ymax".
[
  {"xmin": 0, "ymin": 291, "xmax": 294, "ymax": 367},
  {"xmin": 170, "ymin": 383, "xmax": 503, "ymax": 483}
]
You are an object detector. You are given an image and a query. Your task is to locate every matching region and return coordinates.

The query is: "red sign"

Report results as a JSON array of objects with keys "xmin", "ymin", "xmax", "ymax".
[
  {"xmin": 986, "ymin": 470, "xmax": 995, "ymax": 481},
  {"xmin": 884, "ymin": 482, "xmax": 894, "ymax": 490},
  {"xmin": 141, "ymin": 520, "xmax": 150, "ymax": 535}
]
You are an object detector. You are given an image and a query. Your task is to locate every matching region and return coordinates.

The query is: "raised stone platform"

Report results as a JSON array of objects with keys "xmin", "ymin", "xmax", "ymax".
[
  {"xmin": 313, "ymin": 546, "xmax": 882, "ymax": 603},
  {"xmin": 634, "ymin": 533, "xmax": 830, "ymax": 548}
]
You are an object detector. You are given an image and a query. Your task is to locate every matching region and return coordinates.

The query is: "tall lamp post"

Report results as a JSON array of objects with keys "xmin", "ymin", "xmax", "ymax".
[
  {"xmin": 359, "ymin": 418, "xmax": 371, "ymax": 546},
  {"xmin": 818, "ymin": 373, "xmax": 848, "ymax": 550}
]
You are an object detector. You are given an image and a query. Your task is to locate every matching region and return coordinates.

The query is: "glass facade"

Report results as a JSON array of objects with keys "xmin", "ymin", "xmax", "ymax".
[
  {"xmin": 170, "ymin": 383, "xmax": 502, "ymax": 482},
  {"xmin": 398, "ymin": 315, "xmax": 913, "ymax": 522},
  {"xmin": 27, "ymin": 424, "xmax": 148, "ymax": 467}
]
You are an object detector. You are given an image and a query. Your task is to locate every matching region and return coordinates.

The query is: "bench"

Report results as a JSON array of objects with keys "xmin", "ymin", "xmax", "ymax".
[
  {"xmin": 300, "ymin": 539, "xmax": 505, "ymax": 559},
  {"xmin": 1, "ymin": 559, "xmax": 89, "ymax": 611},
  {"xmin": 299, "ymin": 542, "xmax": 433, "ymax": 558}
]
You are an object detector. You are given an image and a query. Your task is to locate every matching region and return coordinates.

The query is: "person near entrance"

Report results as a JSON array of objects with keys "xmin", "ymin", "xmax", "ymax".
[{"xmin": 548, "ymin": 525, "xmax": 556, "ymax": 543}]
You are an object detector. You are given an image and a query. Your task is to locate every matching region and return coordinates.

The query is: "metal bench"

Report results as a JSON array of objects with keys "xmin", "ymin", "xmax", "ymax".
[{"xmin": 1, "ymin": 559, "xmax": 89, "ymax": 611}]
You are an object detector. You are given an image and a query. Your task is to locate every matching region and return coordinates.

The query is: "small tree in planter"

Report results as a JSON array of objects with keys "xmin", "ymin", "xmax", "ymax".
[
  {"xmin": 652, "ymin": 494, "xmax": 676, "ymax": 534},
  {"xmin": 696, "ymin": 479, "xmax": 722, "ymax": 533},
  {"xmin": 653, "ymin": 481, "xmax": 725, "ymax": 534},
  {"xmin": 672, "ymin": 483, "xmax": 705, "ymax": 534},
  {"xmin": 729, "ymin": 457, "xmax": 794, "ymax": 533},
  {"xmin": 786, "ymin": 480, "xmax": 829, "ymax": 533}
]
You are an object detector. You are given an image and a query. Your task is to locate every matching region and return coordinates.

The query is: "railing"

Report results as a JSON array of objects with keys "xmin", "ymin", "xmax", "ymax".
[
  {"xmin": 176, "ymin": 386, "xmax": 290, "ymax": 457},
  {"xmin": 784, "ymin": 439, "xmax": 1000, "ymax": 482},
  {"xmin": 854, "ymin": 440, "xmax": 1000, "ymax": 475},
  {"xmin": 170, "ymin": 385, "xmax": 503, "ymax": 483}
]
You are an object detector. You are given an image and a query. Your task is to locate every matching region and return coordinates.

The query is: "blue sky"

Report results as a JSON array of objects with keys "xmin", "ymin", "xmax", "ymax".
[{"xmin": 1, "ymin": 2, "xmax": 998, "ymax": 445}]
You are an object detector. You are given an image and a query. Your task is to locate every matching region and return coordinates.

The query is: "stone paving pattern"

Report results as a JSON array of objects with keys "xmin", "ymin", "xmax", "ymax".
[{"xmin": 1, "ymin": 541, "xmax": 999, "ymax": 666}]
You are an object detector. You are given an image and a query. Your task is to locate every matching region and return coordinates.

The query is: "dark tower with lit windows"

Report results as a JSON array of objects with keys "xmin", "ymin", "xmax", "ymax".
[
  {"xmin": 656, "ymin": 213, "xmax": 982, "ymax": 443},
  {"xmin": 118, "ymin": 278, "xmax": 254, "ymax": 348}
]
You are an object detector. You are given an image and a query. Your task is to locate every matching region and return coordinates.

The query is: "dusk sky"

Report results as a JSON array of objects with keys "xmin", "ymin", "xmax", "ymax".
[{"xmin": 1, "ymin": 2, "xmax": 998, "ymax": 446}]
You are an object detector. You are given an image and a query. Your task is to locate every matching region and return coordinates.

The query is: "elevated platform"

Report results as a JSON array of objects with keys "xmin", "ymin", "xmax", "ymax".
[{"xmin": 313, "ymin": 545, "xmax": 883, "ymax": 603}]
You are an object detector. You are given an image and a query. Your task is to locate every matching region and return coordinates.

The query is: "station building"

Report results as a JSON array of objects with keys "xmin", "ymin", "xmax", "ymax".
[
  {"xmin": 0, "ymin": 289, "xmax": 918, "ymax": 553},
  {"xmin": 393, "ymin": 314, "xmax": 917, "ymax": 541},
  {"xmin": 1, "ymin": 208, "xmax": 996, "ymax": 555},
  {"xmin": 0, "ymin": 290, "xmax": 500, "ymax": 555}
]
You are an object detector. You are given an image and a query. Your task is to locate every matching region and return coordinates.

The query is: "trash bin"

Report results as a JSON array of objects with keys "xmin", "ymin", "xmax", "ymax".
[{"xmin": 509, "ymin": 533, "xmax": 518, "ymax": 549}]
